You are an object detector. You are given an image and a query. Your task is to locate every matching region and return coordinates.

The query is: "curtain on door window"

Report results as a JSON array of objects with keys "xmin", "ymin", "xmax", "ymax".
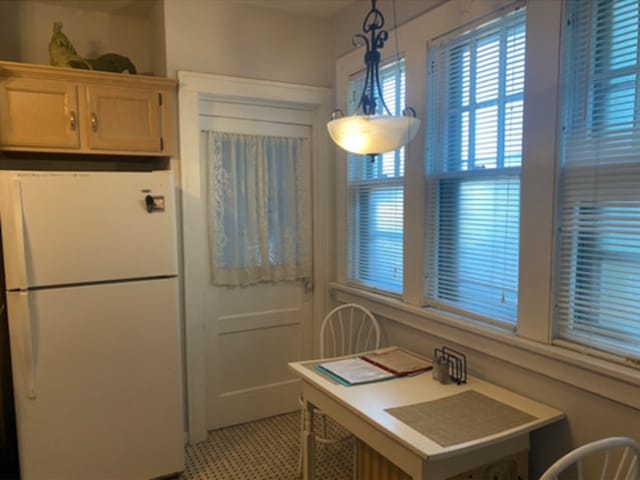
[
  {"xmin": 555, "ymin": 0, "xmax": 640, "ymax": 358},
  {"xmin": 205, "ymin": 131, "xmax": 311, "ymax": 286}
]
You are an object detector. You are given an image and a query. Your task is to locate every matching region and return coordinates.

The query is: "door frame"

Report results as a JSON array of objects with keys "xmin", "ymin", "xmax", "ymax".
[{"xmin": 177, "ymin": 71, "xmax": 332, "ymax": 443}]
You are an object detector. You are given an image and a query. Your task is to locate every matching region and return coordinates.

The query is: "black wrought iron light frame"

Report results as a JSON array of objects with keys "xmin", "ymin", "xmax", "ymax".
[{"xmin": 332, "ymin": 0, "xmax": 416, "ymax": 121}]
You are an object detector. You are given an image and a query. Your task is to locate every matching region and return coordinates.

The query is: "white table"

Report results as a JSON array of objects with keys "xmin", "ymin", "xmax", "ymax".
[{"xmin": 289, "ymin": 349, "xmax": 564, "ymax": 480}]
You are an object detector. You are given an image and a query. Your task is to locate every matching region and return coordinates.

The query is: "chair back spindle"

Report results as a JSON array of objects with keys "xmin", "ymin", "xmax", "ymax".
[{"xmin": 320, "ymin": 304, "xmax": 381, "ymax": 358}]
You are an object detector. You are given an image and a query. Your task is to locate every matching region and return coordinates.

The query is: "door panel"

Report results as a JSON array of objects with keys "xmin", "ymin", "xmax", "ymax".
[
  {"xmin": 199, "ymin": 101, "xmax": 313, "ymax": 429},
  {"xmin": 206, "ymin": 282, "xmax": 310, "ymax": 429}
]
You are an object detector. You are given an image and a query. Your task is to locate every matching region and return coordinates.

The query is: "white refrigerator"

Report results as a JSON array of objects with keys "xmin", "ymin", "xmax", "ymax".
[{"xmin": 0, "ymin": 171, "xmax": 184, "ymax": 479}]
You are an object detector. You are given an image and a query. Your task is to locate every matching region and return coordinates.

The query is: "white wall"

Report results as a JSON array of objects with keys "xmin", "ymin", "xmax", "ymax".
[
  {"xmin": 0, "ymin": 0, "xmax": 153, "ymax": 74},
  {"xmin": 150, "ymin": 0, "xmax": 168, "ymax": 78},
  {"xmin": 162, "ymin": 0, "xmax": 333, "ymax": 86}
]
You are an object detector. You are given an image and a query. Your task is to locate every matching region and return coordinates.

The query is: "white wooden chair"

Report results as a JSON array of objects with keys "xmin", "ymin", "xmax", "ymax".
[
  {"xmin": 319, "ymin": 303, "xmax": 381, "ymax": 358},
  {"xmin": 298, "ymin": 303, "xmax": 381, "ymax": 477},
  {"xmin": 539, "ymin": 436, "xmax": 640, "ymax": 480}
]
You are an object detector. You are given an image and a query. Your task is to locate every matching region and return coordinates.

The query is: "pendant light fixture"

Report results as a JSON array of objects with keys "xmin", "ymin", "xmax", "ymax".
[{"xmin": 327, "ymin": 0, "xmax": 420, "ymax": 158}]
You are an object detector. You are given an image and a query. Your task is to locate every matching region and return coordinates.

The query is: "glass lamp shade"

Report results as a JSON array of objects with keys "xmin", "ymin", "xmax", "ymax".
[{"xmin": 327, "ymin": 114, "xmax": 421, "ymax": 155}]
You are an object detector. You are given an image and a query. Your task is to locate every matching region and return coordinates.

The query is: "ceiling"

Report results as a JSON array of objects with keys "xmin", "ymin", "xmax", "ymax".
[{"xmin": 36, "ymin": 0, "xmax": 356, "ymax": 19}]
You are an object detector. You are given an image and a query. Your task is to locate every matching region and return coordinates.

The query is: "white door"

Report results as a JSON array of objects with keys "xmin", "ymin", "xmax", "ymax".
[
  {"xmin": 198, "ymin": 99, "xmax": 313, "ymax": 429},
  {"xmin": 7, "ymin": 279, "xmax": 183, "ymax": 480}
]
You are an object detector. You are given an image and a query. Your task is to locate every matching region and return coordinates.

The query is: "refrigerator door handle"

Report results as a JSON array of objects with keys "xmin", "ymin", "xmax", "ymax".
[
  {"xmin": 10, "ymin": 179, "xmax": 29, "ymax": 290},
  {"xmin": 16, "ymin": 292, "xmax": 37, "ymax": 399}
]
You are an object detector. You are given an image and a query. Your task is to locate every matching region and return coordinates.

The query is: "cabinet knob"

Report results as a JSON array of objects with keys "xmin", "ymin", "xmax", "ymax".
[
  {"xmin": 70, "ymin": 111, "xmax": 77, "ymax": 131},
  {"xmin": 90, "ymin": 112, "xmax": 98, "ymax": 132}
]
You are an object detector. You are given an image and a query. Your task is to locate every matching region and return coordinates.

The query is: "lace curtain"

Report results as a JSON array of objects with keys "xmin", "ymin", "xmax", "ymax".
[{"xmin": 205, "ymin": 131, "xmax": 312, "ymax": 286}]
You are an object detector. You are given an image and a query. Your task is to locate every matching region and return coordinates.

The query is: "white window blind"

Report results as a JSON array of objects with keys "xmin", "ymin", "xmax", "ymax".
[
  {"xmin": 425, "ymin": 9, "xmax": 526, "ymax": 327},
  {"xmin": 555, "ymin": 0, "xmax": 640, "ymax": 358},
  {"xmin": 347, "ymin": 60, "xmax": 406, "ymax": 294}
]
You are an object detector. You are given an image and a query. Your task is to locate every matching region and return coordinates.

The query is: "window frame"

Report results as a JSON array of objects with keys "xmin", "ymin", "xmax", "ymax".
[
  {"xmin": 424, "ymin": 9, "xmax": 526, "ymax": 328},
  {"xmin": 552, "ymin": 0, "xmax": 640, "ymax": 359},
  {"xmin": 340, "ymin": 58, "xmax": 413, "ymax": 297}
]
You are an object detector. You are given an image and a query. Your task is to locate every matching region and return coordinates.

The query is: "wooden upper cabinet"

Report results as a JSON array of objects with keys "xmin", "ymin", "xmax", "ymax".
[
  {"xmin": 0, "ymin": 61, "xmax": 176, "ymax": 157},
  {"xmin": 0, "ymin": 77, "xmax": 80, "ymax": 149},
  {"xmin": 84, "ymin": 85, "xmax": 163, "ymax": 153}
]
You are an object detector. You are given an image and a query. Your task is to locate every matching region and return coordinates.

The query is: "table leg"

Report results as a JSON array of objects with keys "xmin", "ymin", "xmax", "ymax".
[{"xmin": 303, "ymin": 399, "xmax": 315, "ymax": 480}]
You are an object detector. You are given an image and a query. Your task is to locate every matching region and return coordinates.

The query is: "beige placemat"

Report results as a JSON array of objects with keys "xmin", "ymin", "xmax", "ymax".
[{"xmin": 385, "ymin": 389, "xmax": 537, "ymax": 447}]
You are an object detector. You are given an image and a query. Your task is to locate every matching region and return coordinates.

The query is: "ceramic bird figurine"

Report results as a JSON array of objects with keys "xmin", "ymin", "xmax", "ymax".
[{"xmin": 49, "ymin": 22, "xmax": 137, "ymax": 74}]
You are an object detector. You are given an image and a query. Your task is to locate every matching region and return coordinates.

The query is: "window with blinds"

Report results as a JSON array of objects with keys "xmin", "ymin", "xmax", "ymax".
[
  {"xmin": 425, "ymin": 9, "xmax": 526, "ymax": 327},
  {"xmin": 347, "ymin": 60, "xmax": 406, "ymax": 294},
  {"xmin": 555, "ymin": 0, "xmax": 640, "ymax": 358}
]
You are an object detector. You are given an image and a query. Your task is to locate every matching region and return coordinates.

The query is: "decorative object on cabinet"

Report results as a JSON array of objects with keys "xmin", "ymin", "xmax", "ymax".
[
  {"xmin": 0, "ymin": 61, "xmax": 174, "ymax": 156},
  {"xmin": 49, "ymin": 22, "xmax": 137, "ymax": 74}
]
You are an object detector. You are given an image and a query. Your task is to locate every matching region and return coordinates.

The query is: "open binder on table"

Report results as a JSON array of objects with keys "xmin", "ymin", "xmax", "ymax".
[
  {"xmin": 362, "ymin": 347, "xmax": 433, "ymax": 376},
  {"xmin": 316, "ymin": 358, "xmax": 395, "ymax": 385},
  {"xmin": 316, "ymin": 347, "xmax": 432, "ymax": 386}
]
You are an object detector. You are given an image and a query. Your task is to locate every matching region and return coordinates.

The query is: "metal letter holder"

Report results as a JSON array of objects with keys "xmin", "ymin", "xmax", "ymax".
[{"xmin": 433, "ymin": 347, "xmax": 467, "ymax": 385}]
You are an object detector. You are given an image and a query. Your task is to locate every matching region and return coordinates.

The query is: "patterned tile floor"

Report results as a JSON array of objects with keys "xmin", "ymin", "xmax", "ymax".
[{"xmin": 181, "ymin": 411, "xmax": 353, "ymax": 480}]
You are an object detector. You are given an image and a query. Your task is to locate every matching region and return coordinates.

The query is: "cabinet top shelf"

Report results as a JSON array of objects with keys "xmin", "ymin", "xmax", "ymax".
[{"xmin": 0, "ymin": 60, "xmax": 176, "ymax": 89}]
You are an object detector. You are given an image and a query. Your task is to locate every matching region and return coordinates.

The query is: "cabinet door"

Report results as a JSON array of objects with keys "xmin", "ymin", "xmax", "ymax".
[
  {"xmin": 85, "ymin": 85, "xmax": 163, "ymax": 153},
  {"xmin": 0, "ymin": 77, "xmax": 80, "ymax": 149}
]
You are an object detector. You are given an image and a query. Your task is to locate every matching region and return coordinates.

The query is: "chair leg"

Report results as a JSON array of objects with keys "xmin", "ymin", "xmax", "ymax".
[
  {"xmin": 298, "ymin": 407, "xmax": 305, "ymax": 478},
  {"xmin": 352, "ymin": 436, "xmax": 358, "ymax": 480},
  {"xmin": 302, "ymin": 402, "xmax": 316, "ymax": 480}
]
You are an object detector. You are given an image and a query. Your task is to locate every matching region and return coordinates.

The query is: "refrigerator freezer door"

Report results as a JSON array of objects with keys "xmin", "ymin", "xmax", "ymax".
[
  {"xmin": 6, "ymin": 278, "xmax": 184, "ymax": 480},
  {"xmin": 0, "ymin": 171, "xmax": 178, "ymax": 290}
]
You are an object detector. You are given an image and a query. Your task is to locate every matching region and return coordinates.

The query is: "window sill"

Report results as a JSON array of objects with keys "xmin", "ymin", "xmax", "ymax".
[{"xmin": 330, "ymin": 282, "xmax": 640, "ymax": 410}]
